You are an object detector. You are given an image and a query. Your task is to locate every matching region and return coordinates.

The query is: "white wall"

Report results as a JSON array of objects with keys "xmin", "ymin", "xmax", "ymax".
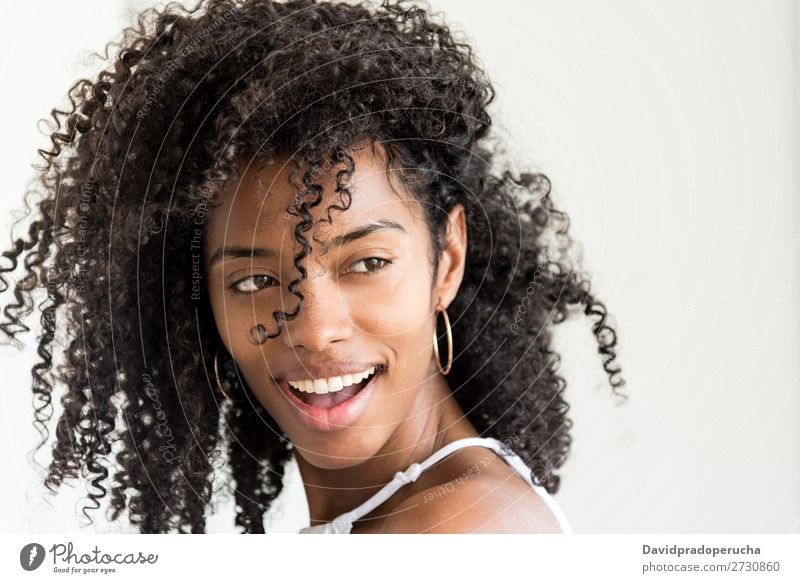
[{"xmin": 0, "ymin": 0, "xmax": 797, "ymax": 533}]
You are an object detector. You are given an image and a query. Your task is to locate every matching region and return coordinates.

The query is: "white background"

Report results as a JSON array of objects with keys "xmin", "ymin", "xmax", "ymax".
[{"xmin": 0, "ymin": 0, "xmax": 797, "ymax": 533}]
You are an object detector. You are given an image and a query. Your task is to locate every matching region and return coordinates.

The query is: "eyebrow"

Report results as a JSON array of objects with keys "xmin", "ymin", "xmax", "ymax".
[{"xmin": 208, "ymin": 219, "xmax": 407, "ymax": 267}]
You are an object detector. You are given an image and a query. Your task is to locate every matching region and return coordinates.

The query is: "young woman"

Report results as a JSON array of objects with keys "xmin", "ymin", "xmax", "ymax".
[{"xmin": 1, "ymin": 0, "xmax": 625, "ymax": 534}]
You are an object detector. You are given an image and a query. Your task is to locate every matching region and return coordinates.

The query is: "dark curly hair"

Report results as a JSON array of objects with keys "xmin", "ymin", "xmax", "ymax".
[{"xmin": 1, "ymin": 0, "xmax": 625, "ymax": 533}]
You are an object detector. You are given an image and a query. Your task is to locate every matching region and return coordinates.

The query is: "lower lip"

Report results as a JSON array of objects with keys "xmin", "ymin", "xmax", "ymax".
[{"xmin": 277, "ymin": 369, "xmax": 383, "ymax": 432}]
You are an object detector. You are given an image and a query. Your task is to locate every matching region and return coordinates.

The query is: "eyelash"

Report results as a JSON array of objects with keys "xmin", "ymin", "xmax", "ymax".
[
  {"xmin": 347, "ymin": 256, "xmax": 391, "ymax": 275},
  {"xmin": 228, "ymin": 256, "xmax": 392, "ymax": 295}
]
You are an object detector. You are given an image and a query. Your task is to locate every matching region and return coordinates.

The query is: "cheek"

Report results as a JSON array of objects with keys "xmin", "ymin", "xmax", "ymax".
[
  {"xmin": 210, "ymin": 297, "xmax": 252, "ymax": 351},
  {"xmin": 351, "ymin": 257, "xmax": 432, "ymax": 338},
  {"xmin": 208, "ymin": 294, "xmax": 276, "ymax": 401},
  {"xmin": 228, "ymin": 341, "xmax": 295, "ymax": 430},
  {"xmin": 351, "ymin": 269, "xmax": 434, "ymax": 398},
  {"xmin": 209, "ymin": 279, "xmax": 278, "ymax": 349}
]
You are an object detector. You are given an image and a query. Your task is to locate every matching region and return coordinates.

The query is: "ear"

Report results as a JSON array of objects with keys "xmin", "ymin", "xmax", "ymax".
[{"xmin": 433, "ymin": 203, "xmax": 467, "ymax": 309}]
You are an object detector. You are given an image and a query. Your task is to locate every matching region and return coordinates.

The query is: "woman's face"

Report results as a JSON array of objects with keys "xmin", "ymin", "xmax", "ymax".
[{"xmin": 202, "ymin": 146, "xmax": 465, "ymax": 469}]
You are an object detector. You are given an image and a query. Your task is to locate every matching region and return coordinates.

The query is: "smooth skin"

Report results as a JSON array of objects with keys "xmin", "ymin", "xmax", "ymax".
[{"xmin": 202, "ymin": 142, "xmax": 563, "ymax": 533}]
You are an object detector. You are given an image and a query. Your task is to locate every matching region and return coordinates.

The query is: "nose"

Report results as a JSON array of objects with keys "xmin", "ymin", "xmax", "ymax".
[{"xmin": 281, "ymin": 274, "xmax": 352, "ymax": 351}]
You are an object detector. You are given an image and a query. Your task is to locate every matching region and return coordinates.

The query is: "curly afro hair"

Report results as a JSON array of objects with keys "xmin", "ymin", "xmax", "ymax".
[{"xmin": 0, "ymin": 0, "xmax": 625, "ymax": 533}]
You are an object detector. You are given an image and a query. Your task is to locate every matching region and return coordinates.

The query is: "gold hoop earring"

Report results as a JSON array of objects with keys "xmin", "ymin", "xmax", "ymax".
[
  {"xmin": 432, "ymin": 303, "xmax": 453, "ymax": 375},
  {"xmin": 213, "ymin": 345, "xmax": 236, "ymax": 401}
]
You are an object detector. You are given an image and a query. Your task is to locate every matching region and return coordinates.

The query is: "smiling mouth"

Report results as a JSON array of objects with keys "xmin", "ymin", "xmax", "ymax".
[{"xmin": 287, "ymin": 367, "xmax": 383, "ymax": 410}]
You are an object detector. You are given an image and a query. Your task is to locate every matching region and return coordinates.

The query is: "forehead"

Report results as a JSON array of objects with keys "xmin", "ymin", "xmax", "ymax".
[{"xmin": 204, "ymin": 146, "xmax": 418, "ymax": 246}]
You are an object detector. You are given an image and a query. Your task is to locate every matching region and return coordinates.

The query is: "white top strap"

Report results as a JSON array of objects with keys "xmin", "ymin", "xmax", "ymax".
[
  {"xmin": 300, "ymin": 438, "xmax": 495, "ymax": 533},
  {"xmin": 298, "ymin": 436, "xmax": 573, "ymax": 534}
]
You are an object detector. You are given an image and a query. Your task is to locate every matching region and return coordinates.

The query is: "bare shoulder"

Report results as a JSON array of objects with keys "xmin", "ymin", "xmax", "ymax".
[{"xmin": 379, "ymin": 452, "xmax": 566, "ymax": 534}]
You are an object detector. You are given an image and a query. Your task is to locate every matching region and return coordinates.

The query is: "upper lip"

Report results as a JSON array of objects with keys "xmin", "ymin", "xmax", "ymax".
[{"xmin": 276, "ymin": 361, "xmax": 385, "ymax": 382}]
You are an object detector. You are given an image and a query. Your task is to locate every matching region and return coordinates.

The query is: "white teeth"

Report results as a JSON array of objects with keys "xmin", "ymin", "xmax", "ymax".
[
  {"xmin": 313, "ymin": 378, "xmax": 329, "ymax": 394},
  {"xmin": 288, "ymin": 366, "xmax": 376, "ymax": 394}
]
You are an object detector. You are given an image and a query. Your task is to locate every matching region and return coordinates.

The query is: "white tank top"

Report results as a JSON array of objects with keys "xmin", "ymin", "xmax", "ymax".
[{"xmin": 297, "ymin": 436, "xmax": 573, "ymax": 534}]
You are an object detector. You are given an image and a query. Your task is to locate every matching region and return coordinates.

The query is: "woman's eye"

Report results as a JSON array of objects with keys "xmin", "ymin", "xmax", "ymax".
[
  {"xmin": 348, "ymin": 257, "xmax": 391, "ymax": 275},
  {"xmin": 229, "ymin": 260, "xmax": 388, "ymax": 293},
  {"xmin": 229, "ymin": 274, "xmax": 277, "ymax": 294}
]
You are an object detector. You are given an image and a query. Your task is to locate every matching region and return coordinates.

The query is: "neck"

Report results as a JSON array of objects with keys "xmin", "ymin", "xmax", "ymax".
[{"xmin": 295, "ymin": 372, "xmax": 479, "ymax": 525}]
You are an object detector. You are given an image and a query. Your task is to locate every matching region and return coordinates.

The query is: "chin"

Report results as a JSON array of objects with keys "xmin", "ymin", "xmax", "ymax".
[{"xmin": 291, "ymin": 430, "xmax": 387, "ymax": 470}]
